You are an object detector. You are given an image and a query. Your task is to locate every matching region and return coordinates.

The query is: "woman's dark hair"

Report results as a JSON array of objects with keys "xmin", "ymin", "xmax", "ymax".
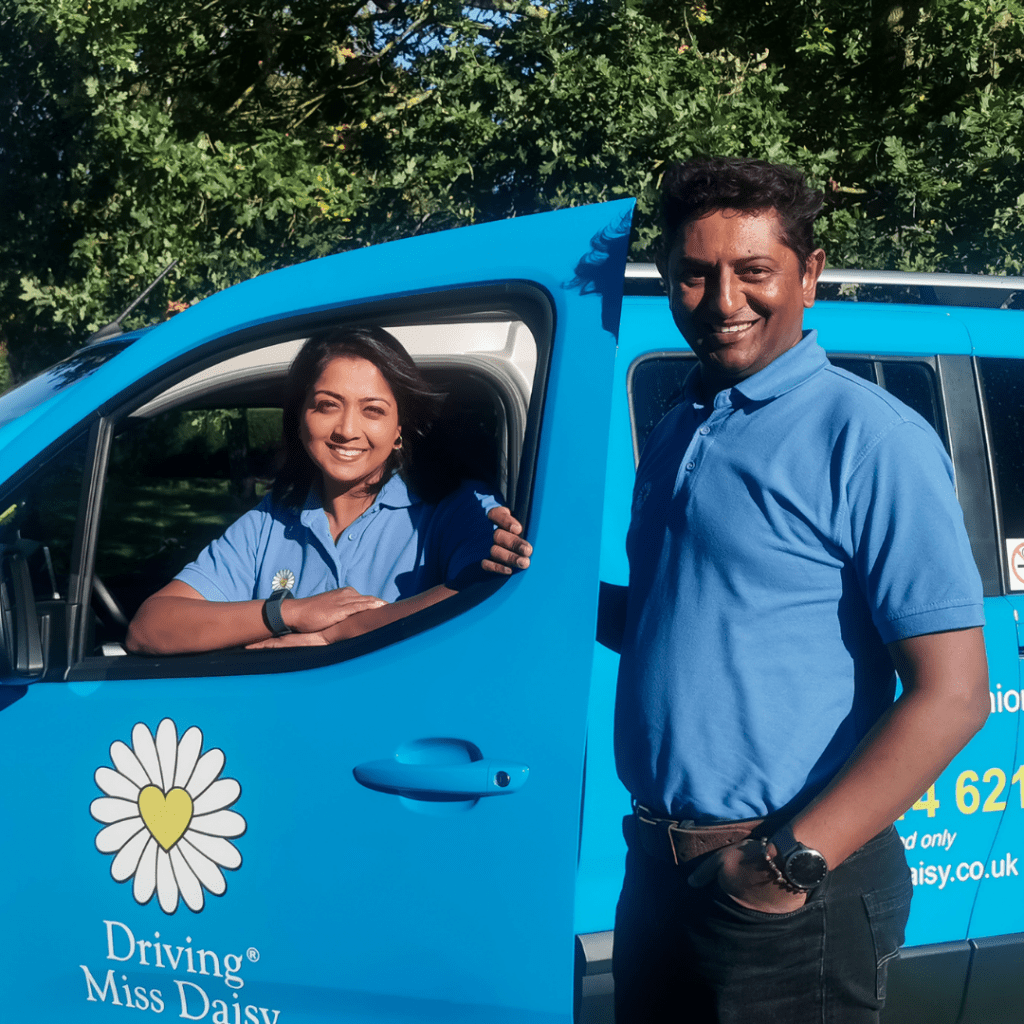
[
  {"xmin": 659, "ymin": 156, "xmax": 824, "ymax": 266},
  {"xmin": 273, "ymin": 325, "xmax": 443, "ymax": 509}
]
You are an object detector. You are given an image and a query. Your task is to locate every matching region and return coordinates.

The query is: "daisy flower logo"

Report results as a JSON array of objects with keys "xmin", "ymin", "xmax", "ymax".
[
  {"xmin": 271, "ymin": 569, "xmax": 295, "ymax": 591},
  {"xmin": 90, "ymin": 719, "xmax": 246, "ymax": 914}
]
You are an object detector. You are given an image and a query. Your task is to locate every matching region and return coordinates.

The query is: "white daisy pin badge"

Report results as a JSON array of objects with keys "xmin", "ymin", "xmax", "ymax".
[
  {"xmin": 271, "ymin": 568, "xmax": 295, "ymax": 592},
  {"xmin": 90, "ymin": 719, "xmax": 245, "ymax": 914}
]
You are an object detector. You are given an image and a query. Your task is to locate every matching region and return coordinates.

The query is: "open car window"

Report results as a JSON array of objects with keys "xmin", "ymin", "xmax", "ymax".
[{"xmin": 59, "ymin": 299, "xmax": 544, "ymax": 678}]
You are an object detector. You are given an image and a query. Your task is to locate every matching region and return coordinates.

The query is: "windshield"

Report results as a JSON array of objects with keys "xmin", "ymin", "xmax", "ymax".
[{"xmin": 0, "ymin": 339, "xmax": 135, "ymax": 430}]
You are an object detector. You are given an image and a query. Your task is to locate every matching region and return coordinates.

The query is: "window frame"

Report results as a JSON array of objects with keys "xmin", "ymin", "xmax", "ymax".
[
  {"xmin": 624, "ymin": 350, "xmax": 1001, "ymax": 598},
  {"xmin": 28, "ymin": 284, "xmax": 551, "ymax": 682}
]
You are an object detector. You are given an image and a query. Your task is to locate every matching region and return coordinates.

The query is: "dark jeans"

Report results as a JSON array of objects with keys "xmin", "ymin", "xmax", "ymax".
[{"xmin": 613, "ymin": 819, "xmax": 912, "ymax": 1024}]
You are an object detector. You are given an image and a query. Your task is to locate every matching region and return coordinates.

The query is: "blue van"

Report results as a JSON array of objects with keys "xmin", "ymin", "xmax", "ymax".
[{"xmin": 0, "ymin": 201, "xmax": 1020, "ymax": 1024}]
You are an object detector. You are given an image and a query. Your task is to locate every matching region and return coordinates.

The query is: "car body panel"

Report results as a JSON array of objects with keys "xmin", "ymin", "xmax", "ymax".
[
  {"xmin": 0, "ymin": 200, "xmax": 633, "ymax": 1023},
  {"xmin": 576, "ymin": 296, "xmax": 1024, "ymax": 952}
]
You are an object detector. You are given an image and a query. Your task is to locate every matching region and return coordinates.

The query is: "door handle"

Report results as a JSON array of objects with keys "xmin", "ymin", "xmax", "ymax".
[{"xmin": 353, "ymin": 758, "xmax": 529, "ymax": 797}]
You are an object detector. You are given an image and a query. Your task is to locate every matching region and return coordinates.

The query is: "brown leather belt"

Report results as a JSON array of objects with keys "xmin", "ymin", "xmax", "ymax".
[{"xmin": 635, "ymin": 805, "xmax": 766, "ymax": 866}]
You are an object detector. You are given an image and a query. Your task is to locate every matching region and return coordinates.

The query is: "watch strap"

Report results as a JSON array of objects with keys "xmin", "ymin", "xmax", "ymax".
[
  {"xmin": 263, "ymin": 588, "xmax": 294, "ymax": 635},
  {"xmin": 769, "ymin": 822, "xmax": 799, "ymax": 859},
  {"xmin": 768, "ymin": 821, "xmax": 828, "ymax": 890}
]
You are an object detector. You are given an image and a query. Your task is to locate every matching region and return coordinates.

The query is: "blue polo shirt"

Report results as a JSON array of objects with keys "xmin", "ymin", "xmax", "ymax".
[
  {"xmin": 615, "ymin": 332, "xmax": 984, "ymax": 821},
  {"xmin": 176, "ymin": 476, "xmax": 500, "ymax": 603}
]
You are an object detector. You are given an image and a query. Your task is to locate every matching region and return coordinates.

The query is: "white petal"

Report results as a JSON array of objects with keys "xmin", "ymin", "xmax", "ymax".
[
  {"xmin": 96, "ymin": 817, "xmax": 146, "ymax": 854},
  {"xmin": 111, "ymin": 826, "xmax": 151, "ymax": 882},
  {"xmin": 173, "ymin": 727, "xmax": 204, "ymax": 789},
  {"xmin": 155, "ymin": 719, "xmax": 178, "ymax": 792},
  {"xmin": 188, "ymin": 809, "xmax": 246, "ymax": 838},
  {"xmin": 182, "ymin": 831, "xmax": 242, "ymax": 871},
  {"xmin": 177, "ymin": 836, "xmax": 227, "ymax": 894},
  {"xmin": 91, "ymin": 797, "xmax": 143, "ymax": 824},
  {"xmin": 185, "ymin": 748, "xmax": 225, "ymax": 799},
  {"xmin": 131, "ymin": 723, "xmax": 163, "ymax": 788},
  {"xmin": 110, "ymin": 740, "xmax": 151, "ymax": 790},
  {"xmin": 192, "ymin": 778, "xmax": 241, "ymax": 816},
  {"xmin": 156, "ymin": 848, "xmax": 179, "ymax": 913},
  {"xmin": 133, "ymin": 838, "xmax": 158, "ymax": 903},
  {"xmin": 94, "ymin": 766, "xmax": 140, "ymax": 801},
  {"xmin": 170, "ymin": 846, "xmax": 205, "ymax": 912}
]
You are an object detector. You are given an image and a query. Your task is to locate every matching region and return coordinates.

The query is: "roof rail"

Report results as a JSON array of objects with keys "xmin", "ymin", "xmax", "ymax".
[{"xmin": 624, "ymin": 263, "xmax": 1024, "ymax": 309}]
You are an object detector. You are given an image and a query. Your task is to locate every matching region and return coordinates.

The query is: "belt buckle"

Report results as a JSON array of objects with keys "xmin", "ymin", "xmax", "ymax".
[
  {"xmin": 666, "ymin": 817, "xmax": 699, "ymax": 867},
  {"xmin": 637, "ymin": 805, "xmax": 694, "ymax": 867}
]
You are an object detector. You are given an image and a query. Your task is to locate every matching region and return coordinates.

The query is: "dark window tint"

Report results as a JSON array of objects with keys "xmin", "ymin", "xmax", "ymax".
[
  {"xmin": 0, "ymin": 433, "xmax": 88, "ymax": 603},
  {"xmin": 629, "ymin": 356, "xmax": 697, "ymax": 456},
  {"xmin": 829, "ymin": 358, "xmax": 876, "ymax": 384},
  {"xmin": 630, "ymin": 355, "xmax": 945, "ymax": 460},
  {"xmin": 94, "ymin": 407, "xmax": 280, "ymax": 620},
  {"xmin": 978, "ymin": 359, "xmax": 1024, "ymax": 541},
  {"xmin": 878, "ymin": 362, "xmax": 945, "ymax": 445}
]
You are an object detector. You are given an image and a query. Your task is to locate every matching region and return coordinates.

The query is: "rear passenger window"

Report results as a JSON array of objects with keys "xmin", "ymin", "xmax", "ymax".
[
  {"xmin": 831, "ymin": 358, "xmax": 946, "ymax": 449},
  {"xmin": 629, "ymin": 354, "xmax": 945, "ymax": 461},
  {"xmin": 628, "ymin": 355, "xmax": 697, "ymax": 459},
  {"xmin": 977, "ymin": 359, "xmax": 1024, "ymax": 589}
]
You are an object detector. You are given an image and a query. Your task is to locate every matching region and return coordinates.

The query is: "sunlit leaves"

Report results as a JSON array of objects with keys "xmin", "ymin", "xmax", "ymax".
[{"xmin": 2, "ymin": 0, "xmax": 1022, "ymax": 380}]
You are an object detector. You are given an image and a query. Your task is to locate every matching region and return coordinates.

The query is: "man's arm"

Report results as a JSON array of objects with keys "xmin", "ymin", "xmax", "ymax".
[
  {"xmin": 793, "ymin": 626, "xmax": 989, "ymax": 866},
  {"xmin": 696, "ymin": 626, "xmax": 989, "ymax": 912}
]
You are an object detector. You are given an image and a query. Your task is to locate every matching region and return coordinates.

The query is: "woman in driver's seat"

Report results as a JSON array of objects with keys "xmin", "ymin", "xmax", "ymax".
[{"xmin": 126, "ymin": 326, "xmax": 530, "ymax": 655}]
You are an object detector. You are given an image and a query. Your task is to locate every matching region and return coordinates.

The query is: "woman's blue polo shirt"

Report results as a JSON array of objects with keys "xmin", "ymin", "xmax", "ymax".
[
  {"xmin": 615, "ymin": 332, "xmax": 985, "ymax": 822},
  {"xmin": 175, "ymin": 476, "xmax": 500, "ymax": 603}
]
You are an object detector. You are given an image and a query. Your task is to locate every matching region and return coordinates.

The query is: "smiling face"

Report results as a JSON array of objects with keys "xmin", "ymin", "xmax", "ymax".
[
  {"xmin": 299, "ymin": 355, "xmax": 402, "ymax": 495},
  {"xmin": 658, "ymin": 207, "xmax": 825, "ymax": 394}
]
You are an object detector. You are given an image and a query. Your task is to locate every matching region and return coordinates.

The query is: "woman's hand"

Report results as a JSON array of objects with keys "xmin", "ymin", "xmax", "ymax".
[
  {"xmin": 483, "ymin": 506, "xmax": 532, "ymax": 574},
  {"xmin": 688, "ymin": 839, "xmax": 809, "ymax": 914},
  {"xmin": 283, "ymin": 587, "xmax": 387, "ymax": 633}
]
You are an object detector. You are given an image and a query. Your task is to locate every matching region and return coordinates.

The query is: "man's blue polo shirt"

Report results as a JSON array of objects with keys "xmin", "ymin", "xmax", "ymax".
[
  {"xmin": 176, "ymin": 476, "xmax": 500, "ymax": 603},
  {"xmin": 615, "ymin": 332, "xmax": 984, "ymax": 822}
]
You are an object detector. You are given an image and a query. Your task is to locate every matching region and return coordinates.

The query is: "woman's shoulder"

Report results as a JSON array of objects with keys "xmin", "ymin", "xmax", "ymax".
[{"xmin": 431, "ymin": 479, "xmax": 502, "ymax": 520}]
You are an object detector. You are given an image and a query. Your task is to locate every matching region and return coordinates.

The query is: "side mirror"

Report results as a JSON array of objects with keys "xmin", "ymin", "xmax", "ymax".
[{"xmin": 0, "ymin": 551, "xmax": 44, "ymax": 676}]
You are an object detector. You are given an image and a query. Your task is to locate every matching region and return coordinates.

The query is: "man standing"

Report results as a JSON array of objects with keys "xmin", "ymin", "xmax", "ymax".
[{"xmin": 605, "ymin": 157, "xmax": 989, "ymax": 1022}]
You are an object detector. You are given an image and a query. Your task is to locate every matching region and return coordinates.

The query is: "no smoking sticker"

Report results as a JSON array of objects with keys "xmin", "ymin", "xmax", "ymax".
[{"xmin": 1006, "ymin": 539, "xmax": 1024, "ymax": 591}]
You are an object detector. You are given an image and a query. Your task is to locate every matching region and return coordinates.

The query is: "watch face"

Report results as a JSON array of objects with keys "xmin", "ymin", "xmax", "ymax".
[{"xmin": 786, "ymin": 849, "xmax": 828, "ymax": 888}]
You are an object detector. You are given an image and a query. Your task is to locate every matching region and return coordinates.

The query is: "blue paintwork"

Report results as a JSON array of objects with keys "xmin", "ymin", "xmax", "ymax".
[
  {"xmin": 0, "ymin": 201, "xmax": 632, "ymax": 1023},
  {"xmin": 574, "ymin": 292, "xmax": 1024, "ymax": 954},
  {"xmin": 0, "ymin": 209, "xmax": 1021, "ymax": 1021}
]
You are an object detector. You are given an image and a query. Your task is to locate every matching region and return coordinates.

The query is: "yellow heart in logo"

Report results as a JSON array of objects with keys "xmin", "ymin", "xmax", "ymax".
[{"xmin": 138, "ymin": 786, "xmax": 194, "ymax": 852}]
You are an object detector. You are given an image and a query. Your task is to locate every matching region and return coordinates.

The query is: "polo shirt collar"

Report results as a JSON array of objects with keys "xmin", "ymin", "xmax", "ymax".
[
  {"xmin": 732, "ymin": 330, "xmax": 826, "ymax": 402},
  {"xmin": 298, "ymin": 473, "xmax": 420, "ymax": 529},
  {"xmin": 682, "ymin": 330, "xmax": 826, "ymax": 407}
]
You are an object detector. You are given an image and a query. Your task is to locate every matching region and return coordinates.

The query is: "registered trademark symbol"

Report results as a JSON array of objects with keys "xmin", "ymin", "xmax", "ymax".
[{"xmin": 247, "ymin": 947, "xmax": 260, "ymax": 962}]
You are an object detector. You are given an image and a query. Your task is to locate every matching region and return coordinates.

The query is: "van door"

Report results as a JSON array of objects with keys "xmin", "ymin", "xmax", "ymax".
[
  {"xmin": 957, "ymin": 351, "xmax": 1024, "ymax": 1020},
  {"xmin": 0, "ymin": 201, "xmax": 633, "ymax": 1023}
]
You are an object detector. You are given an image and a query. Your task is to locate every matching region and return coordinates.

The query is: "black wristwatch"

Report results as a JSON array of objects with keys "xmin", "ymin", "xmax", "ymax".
[
  {"xmin": 262, "ymin": 588, "xmax": 294, "ymax": 636},
  {"xmin": 768, "ymin": 823, "xmax": 829, "ymax": 891}
]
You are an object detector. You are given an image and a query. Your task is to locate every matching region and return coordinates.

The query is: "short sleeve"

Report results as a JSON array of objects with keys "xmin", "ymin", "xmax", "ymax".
[
  {"xmin": 846, "ymin": 420, "xmax": 985, "ymax": 643},
  {"xmin": 429, "ymin": 482, "xmax": 502, "ymax": 589},
  {"xmin": 175, "ymin": 502, "xmax": 269, "ymax": 602}
]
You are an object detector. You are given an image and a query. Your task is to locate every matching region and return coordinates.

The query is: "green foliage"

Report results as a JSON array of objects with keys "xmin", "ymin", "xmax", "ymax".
[{"xmin": 2, "ymin": 0, "xmax": 1022, "ymax": 380}]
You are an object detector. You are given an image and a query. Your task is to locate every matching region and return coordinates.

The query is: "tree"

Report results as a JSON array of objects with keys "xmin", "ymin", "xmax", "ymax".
[{"xmin": 2, "ymin": 0, "xmax": 1021, "ymax": 380}]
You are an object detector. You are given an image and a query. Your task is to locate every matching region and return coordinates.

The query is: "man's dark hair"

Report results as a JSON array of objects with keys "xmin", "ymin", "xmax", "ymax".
[
  {"xmin": 273, "ymin": 325, "xmax": 443, "ymax": 509},
  {"xmin": 660, "ymin": 156, "xmax": 824, "ymax": 266}
]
